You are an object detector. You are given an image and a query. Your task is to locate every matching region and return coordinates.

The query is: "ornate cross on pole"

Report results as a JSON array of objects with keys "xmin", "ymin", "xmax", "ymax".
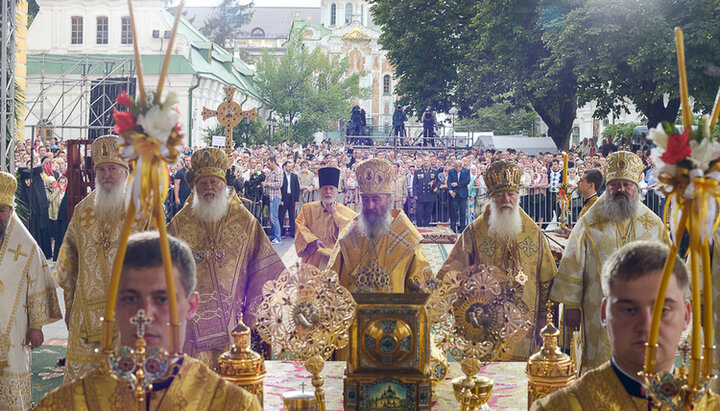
[
  {"xmin": 201, "ymin": 86, "xmax": 258, "ymax": 165},
  {"xmin": 8, "ymin": 244, "xmax": 28, "ymax": 262},
  {"xmin": 130, "ymin": 309, "xmax": 153, "ymax": 339}
]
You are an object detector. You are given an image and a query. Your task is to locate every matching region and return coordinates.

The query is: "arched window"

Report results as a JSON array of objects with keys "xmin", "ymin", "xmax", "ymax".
[
  {"xmin": 250, "ymin": 27, "xmax": 265, "ymax": 38},
  {"xmin": 330, "ymin": 4, "xmax": 336, "ymax": 26},
  {"xmin": 383, "ymin": 74, "xmax": 391, "ymax": 94},
  {"xmin": 345, "ymin": 3, "xmax": 353, "ymax": 24}
]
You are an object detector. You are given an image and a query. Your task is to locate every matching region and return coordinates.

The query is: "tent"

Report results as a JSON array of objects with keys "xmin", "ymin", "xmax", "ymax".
[{"xmin": 472, "ymin": 134, "xmax": 558, "ymax": 155}]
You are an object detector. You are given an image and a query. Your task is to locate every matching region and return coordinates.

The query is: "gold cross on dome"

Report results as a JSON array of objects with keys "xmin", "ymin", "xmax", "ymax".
[
  {"xmin": 130, "ymin": 309, "xmax": 152, "ymax": 338},
  {"xmin": 8, "ymin": 244, "xmax": 28, "ymax": 262},
  {"xmin": 201, "ymin": 86, "xmax": 258, "ymax": 159}
]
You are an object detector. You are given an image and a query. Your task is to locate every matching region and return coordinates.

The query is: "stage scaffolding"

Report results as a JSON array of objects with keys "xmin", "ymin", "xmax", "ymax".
[
  {"xmin": 24, "ymin": 53, "xmax": 137, "ymax": 144},
  {"xmin": 1, "ymin": 0, "xmax": 16, "ymax": 171}
]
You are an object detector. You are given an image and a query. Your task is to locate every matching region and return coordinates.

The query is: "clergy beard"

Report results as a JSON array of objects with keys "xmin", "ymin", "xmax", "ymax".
[
  {"xmin": 487, "ymin": 201, "xmax": 522, "ymax": 242},
  {"xmin": 358, "ymin": 209, "xmax": 392, "ymax": 239},
  {"xmin": 596, "ymin": 190, "xmax": 640, "ymax": 221},
  {"xmin": 0, "ymin": 218, "xmax": 8, "ymax": 244},
  {"xmin": 191, "ymin": 187, "xmax": 230, "ymax": 223},
  {"xmin": 94, "ymin": 179, "xmax": 126, "ymax": 218}
]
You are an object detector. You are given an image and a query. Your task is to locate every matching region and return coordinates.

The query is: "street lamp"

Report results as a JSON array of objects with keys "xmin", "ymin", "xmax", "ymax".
[
  {"xmin": 243, "ymin": 117, "xmax": 250, "ymax": 147},
  {"xmin": 283, "ymin": 118, "xmax": 290, "ymax": 141},
  {"xmin": 449, "ymin": 107, "xmax": 458, "ymax": 146},
  {"xmin": 267, "ymin": 113, "xmax": 277, "ymax": 144}
]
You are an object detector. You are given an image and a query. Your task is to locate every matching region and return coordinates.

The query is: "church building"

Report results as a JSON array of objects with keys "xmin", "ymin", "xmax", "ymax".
[{"xmin": 294, "ymin": 0, "xmax": 400, "ymax": 133}]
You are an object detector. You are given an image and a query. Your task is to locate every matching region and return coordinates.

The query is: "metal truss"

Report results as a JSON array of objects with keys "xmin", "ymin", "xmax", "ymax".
[
  {"xmin": 1, "ymin": 0, "xmax": 16, "ymax": 171},
  {"xmin": 25, "ymin": 53, "xmax": 136, "ymax": 142}
]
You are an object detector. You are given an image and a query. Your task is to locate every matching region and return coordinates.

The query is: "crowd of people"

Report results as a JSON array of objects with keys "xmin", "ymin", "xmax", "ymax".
[{"xmin": 11, "ymin": 131, "xmax": 661, "ymax": 255}]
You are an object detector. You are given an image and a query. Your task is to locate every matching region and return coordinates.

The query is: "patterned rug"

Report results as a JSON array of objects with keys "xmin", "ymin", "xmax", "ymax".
[
  {"xmin": 417, "ymin": 226, "xmax": 458, "ymax": 244},
  {"xmin": 422, "ymin": 242, "xmax": 454, "ymax": 274},
  {"xmin": 31, "ymin": 344, "xmax": 65, "ymax": 404}
]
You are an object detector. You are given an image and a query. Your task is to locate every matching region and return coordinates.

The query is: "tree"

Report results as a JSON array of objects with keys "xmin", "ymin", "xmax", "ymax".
[
  {"xmin": 199, "ymin": 0, "xmax": 253, "ymax": 48},
  {"xmin": 202, "ymin": 119, "xmax": 269, "ymax": 147},
  {"xmin": 602, "ymin": 122, "xmax": 640, "ymax": 144},
  {"xmin": 369, "ymin": 0, "xmax": 476, "ymax": 115},
  {"xmin": 254, "ymin": 31, "xmax": 369, "ymax": 145},
  {"xmin": 370, "ymin": 0, "xmax": 581, "ymax": 149},
  {"xmin": 458, "ymin": 101, "xmax": 539, "ymax": 136},
  {"xmin": 550, "ymin": 0, "xmax": 720, "ymax": 129}
]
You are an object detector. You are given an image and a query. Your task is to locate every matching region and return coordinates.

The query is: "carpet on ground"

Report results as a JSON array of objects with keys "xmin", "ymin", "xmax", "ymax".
[{"xmin": 31, "ymin": 345, "xmax": 65, "ymax": 403}]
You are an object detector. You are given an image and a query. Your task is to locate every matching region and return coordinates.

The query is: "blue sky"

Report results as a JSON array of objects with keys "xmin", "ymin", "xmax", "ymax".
[{"xmin": 177, "ymin": 0, "xmax": 321, "ymax": 6}]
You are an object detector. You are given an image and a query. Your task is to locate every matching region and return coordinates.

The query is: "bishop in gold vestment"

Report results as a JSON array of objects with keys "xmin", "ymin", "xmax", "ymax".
[
  {"xmin": 295, "ymin": 167, "xmax": 356, "ymax": 269},
  {"xmin": 168, "ymin": 148, "xmax": 285, "ymax": 368},
  {"xmin": 0, "ymin": 172, "xmax": 61, "ymax": 410},
  {"xmin": 327, "ymin": 158, "xmax": 436, "ymax": 293},
  {"xmin": 54, "ymin": 136, "xmax": 152, "ymax": 383},
  {"xmin": 550, "ymin": 152, "xmax": 665, "ymax": 372},
  {"xmin": 439, "ymin": 160, "xmax": 556, "ymax": 361}
]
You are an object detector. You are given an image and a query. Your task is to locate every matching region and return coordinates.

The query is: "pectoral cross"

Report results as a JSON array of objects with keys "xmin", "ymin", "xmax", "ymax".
[
  {"xmin": 130, "ymin": 309, "xmax": 152, "ymax": 338},
  {"xmin": 201, "ymin": 86, "xmax": 258, "ymax": 162},
  {"xmin": 8, "ymin": 244, "xmax": 28, "ymax": 262}
]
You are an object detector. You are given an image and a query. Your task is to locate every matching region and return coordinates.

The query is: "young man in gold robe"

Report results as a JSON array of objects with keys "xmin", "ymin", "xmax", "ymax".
[
  {"xmin": 438, "ymin": 160, "xmax": 556, "ymax": 360},
  {"xmin": 36, "ymin": 231, "xmax": 261, "ymax": 410},
  {"xmin": 295, "ymin": 167, "xmax": 356, "ymax": 269},
  {"xmin": 167, "ymin": 148, "xmax": 285, "ymax": 369},
  {"xmin": 54, "ymin": 136, "xmax": 153, "ymax": 383},
  {"xmin": 328, "ymin": 158, "xmax": 436, "ymax": 293},
  {"xmin": 0, "ymin": 172, "xmax": 61, "ymax": 410},
  {"xmin": 533, "ymin": 241, "xmax": 719, "ymax": 409},
  {"xmin": 550, "ymin": 151, "xmax": 666, "ymax": 373}
]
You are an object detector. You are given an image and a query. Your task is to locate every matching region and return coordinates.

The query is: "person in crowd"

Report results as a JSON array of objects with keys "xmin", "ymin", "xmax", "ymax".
[
  {"xmin": 392, "ymin": 103, "xmax": 408, "ymax": 145},
  {"xmin": 448, "ymin": 159, "xmax": 470, "ymax": 233},
  {"xmin": 263, "ymin": 157, "xmax": 283, "ymax": 244},
  {"xmin": 279, "ymin": 160, "xmax": 300, "ymax": 238}
]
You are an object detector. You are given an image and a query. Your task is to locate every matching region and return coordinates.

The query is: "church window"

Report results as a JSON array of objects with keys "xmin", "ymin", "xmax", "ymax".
[
  {"xmin": 330, "ymin": 4, "xmax": 337, "ymax": 26},
  {"xmin": 71, "ymin": 16, "xmax": 83, "ymax": 45},
  {"xmin": 121, "ymin": 17, "xmax": 132, "ymax": 44},
  {"xmin": 96, "ymin": 17, "xmax": 108, "ymax": 44},
  {"xmin": 345, "ymin": 3, "xmax": 353, "ymax": 24},
  {"xmin": 251, "ymin": 27, "xmax": 265, "ymax": 38},
  {"xmin": 383, "ymin": 74, "xmax": 391, "ymax": 94}
]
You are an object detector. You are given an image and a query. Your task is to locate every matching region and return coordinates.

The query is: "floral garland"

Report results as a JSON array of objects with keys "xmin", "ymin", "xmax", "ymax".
[
  {"xmin": 649, "ymin": 115, "xmax": 720, "ymax": 244},
  {"xmin": 112, "ymin": 90, "xmax": 184, "ymax": 216}
]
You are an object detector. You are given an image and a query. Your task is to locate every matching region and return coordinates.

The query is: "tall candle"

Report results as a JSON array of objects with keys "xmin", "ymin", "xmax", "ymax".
[
  {"xmin": 675, "ymin": 27, "xmax": 693, "ymax": 136},
  {"xmin": 126, "ymin": 0, "xmax": 145, "ymax": 105},
  {"xmin": 562, "ymin": 152, "xmax": 568, "ymax": 186},
  {"xmin": 155, "ymin": 0, "xmax": 184, "ymax": 103}
]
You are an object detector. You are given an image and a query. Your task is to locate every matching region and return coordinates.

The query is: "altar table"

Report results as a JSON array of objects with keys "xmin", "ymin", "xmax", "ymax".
[{"xmin": 263, "ymin": 361, "xmax": 529, "ymax": 410}]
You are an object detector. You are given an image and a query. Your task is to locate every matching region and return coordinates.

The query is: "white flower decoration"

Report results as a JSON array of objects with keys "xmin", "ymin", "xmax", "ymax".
[
  {"xmin": 689, "ymin": 139, "xmax": 720, "ymax": 171},
  {"xmin": 648, "ymin": 123, "xmax": 669, "ymax": 149},
  {"xmin": 651, "ymin": 146, "xmax": 676, "ymax": 178},
  {"xmin": 136, "ymin": 104, "xmax": 179, "ymax": 144}
]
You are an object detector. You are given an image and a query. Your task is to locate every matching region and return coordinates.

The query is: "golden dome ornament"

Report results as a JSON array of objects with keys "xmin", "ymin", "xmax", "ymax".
[
  {"xmin": 217, "ymin": 312, "xmax": 266, "ymax": 405},
  {"xmin": 526, "ymin": 302, "xmax": 576, "ymax": 407},
  {"xmin": 255, "ymin": 263, "xmax": 356, "ymax": 411},
  {"xmin": 427, "ymin": 263, "xmax": 533, "ymax": 411}
]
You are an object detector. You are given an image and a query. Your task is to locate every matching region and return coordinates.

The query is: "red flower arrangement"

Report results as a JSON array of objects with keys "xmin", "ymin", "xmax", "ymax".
[{"xmin": 660, "ymin": 129, "xmax": 691, "ymax": 165}]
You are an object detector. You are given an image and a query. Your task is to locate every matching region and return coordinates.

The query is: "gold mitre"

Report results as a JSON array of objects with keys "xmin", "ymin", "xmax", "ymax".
[
  {"xmin": 485, "ymin": 160, "xmax": 520, "ymax": 195},
  {"xmin": 604, "ymin": 151, "xmax": 643, "ymax": 184},
  {"xmin": 0, "ymin": 172, "xmax": 17, "ymax": 207},
  {"xmin": 91, "ymin": 135, "xmax": 128, "ymax": 169},
  {"xmin": 356, "ymin": 158, "xmax": 394, "ymax": 194},
  {"xmin": 191, "ymin": 147, "xmax": 227, "ymax": 183}
]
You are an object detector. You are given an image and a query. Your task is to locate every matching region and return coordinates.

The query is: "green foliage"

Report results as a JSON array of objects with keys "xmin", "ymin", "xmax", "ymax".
[
  {"xmin": 199, "ymin": 0, "xmax": 253, "ymax": 47},
  {"xmin": 253, "ymin": 31, "xmax": 369, "ymax": 145},
  {"xmin": 458, "ymin": 101, "xmax": 539, "ymax": 136},
  {"xmin": 201, "ymin": 119, "xmax": 271, "ymax": 147},
  {"xmin": 601, "ymin": 122, "xmax": 640, "ymax": 143},
  {"xmin": 369, "ymin": 0, "xmax": 476, "ymax": 115},
  {"xmin": 370, "ymin": 0, "xmax": 581, "ymax": 149},
  {"xmin": 548, "ymin": 0, "xmax": 720, "ymax": 129}
]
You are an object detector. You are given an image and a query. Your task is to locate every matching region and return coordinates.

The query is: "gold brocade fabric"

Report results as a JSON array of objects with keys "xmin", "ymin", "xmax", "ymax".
[
  {"xmin": 33, "ymin": 355, "xmax": 262, "ymax": 410},
  {"xmin": 327, "ymin": 209, "xmax": 436, "ymax": 293},
  {"xmin": 577, "ymin": 195, "xmax": 598, "ymax": 220},
  {"xmin": 550, "ymin": 195, "xmax": 665, "ymax": 372},
  {"xmin": 0, "ymin": 214, "xmax": 61, "ymax": 410},
  {"xmin": 295, "ymin": 201, "xmax": 357, "ymax": 269},
  {"xmin": 167, "ymin": 193, "xmax": 285, "ymax": 355},
  {"xmin": 53, "ymin": 190, "xmax": 152, "ymax": 383},
  {"xmin": 708, "ymin": 227, "xmax": 720, "ymax": 393},
  {"xmin": 531, "ymin": 361, "xmax": 720, "ymax": 410},
  {"xmin": 438, "ymin": 207, "xmax": 556, "ymax": 361}
]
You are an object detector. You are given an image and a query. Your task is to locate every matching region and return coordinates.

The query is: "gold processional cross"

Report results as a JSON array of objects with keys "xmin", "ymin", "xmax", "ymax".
[{"xmin": 201, "ymin": 86, "xmax": 258, "ymax": 162}]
